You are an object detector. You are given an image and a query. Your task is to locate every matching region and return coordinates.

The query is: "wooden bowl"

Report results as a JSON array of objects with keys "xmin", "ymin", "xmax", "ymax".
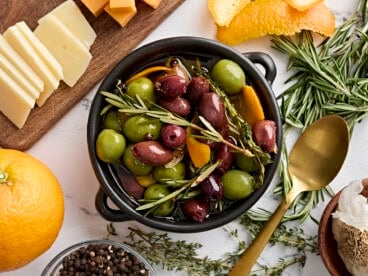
[{"xmin": 318, "ymin": 179, "xmax": 368, "ymax": 275}]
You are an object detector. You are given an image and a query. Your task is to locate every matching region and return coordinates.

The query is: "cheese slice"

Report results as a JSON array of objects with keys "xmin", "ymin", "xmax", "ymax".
[
  {"xmin": 34, "ymin": 14, "xmax": 92, "ymax": 87},
  {"xmin": 0, "ymin": 67, "xmax": 35, "ymax": 128},
  {"xmin": 81, "ymin": 0, "xmax": 109, "ymax": 17},
  {"xmin": 47, "ymin": 0, "xmax": 96, "ymax": 50},
  {"xmin": 0, "ymin": 35, "xmax": 44, "ymax": 93},
  {"xmin": 15, "ymin": 21, "xmax": 64, "ymax": 81},
  {"xmin": 110, "ymin": 0, "xmax": 135, "ymax": 11},
  {"xmin": 3, "ymin": 25, "xmax": 61, "ymax": 106},
  {"xmin": 104, "ymin": 4, "xmax": 137, "ymax": 27},
  {"xmin": 0, "ymin": 53, "xmax": 41, "ymax": 99}
]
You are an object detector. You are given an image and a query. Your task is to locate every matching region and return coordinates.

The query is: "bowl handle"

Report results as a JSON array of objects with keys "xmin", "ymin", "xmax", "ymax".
[
  {"xmin": 243, "ymin": 52, "xmax": 277, "ymax": 84},
  {"xmin": 95, "ymin": 188, "xmax": 131, "ymax": 221}
]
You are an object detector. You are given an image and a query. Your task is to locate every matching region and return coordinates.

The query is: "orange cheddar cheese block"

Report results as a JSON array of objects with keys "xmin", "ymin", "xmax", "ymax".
[
  {"xmin": 104, "ymin": 4, "xmax": 137, "ymax": 27},
  {"xmin": 81, "ymin": 0, "xmax": 109, "ymax": 17},
  {"xmin": 110, "ymin": 0, "xmax": 135, "ymax": 12},
  {"xmin": 143, "ymin": 0, "xmax": 162, "ymax": 9}
]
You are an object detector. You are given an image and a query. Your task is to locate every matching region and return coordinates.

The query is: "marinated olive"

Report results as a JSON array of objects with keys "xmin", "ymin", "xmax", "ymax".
[
  {"xmin": 122, "ymin": 115, "xmax": 162, "ymax": 142},
  {"xmin": 185, "ymin": 76, "xmax": 210, "ymax": 105},
  {"xmin": 235, "ymin": 153, "xmax": 260, "ymax": 173},
  {"xmin": 131, "ymin": 141, "xmax": 174, "ymax": 166},
  {"xmin": 200, "ymin": 173, "xmax": 223, "ymax": 203},
  {"xmin": 152, "ymin": 162, "xmax": 186, "ymax": 184},
  {"xmin": 161, "ymin": 124, "xmax": 186, "ymax": 149},
  {"xmin": 221, "ymin": 170, "xmax": 255, "ymax": 200},
  {"xmin": 252, "ymin": 120, "xmax": 277, "ymax": 153},
  {"xmin": 122, "ymin": 145, "xmax": 153, "ymax": 176},
  {"xmin": 96, "ymin": 129, "xmax": 126, "ymax": 164},
  {"xmin": 144, "ymin": 184, "xmax": 175, "ymax": 216},
  {"xmin": 210, "ymin": 59, "xmax": 245, "ymax": 95},
  {"xmin": 215, "ymin": 143, "xmax": 235, "ymax": 174},
  {"xmin": 181, "ymin": 198, "xmax": 208, "ymax": 222},
  {"xmin": 198, "ymin": 92, "xmax": 225, "ymax": 130},
  {"xmin": 155, "ymin": 75, "xmax": 186, "ymax": 99},
  {"xmin": 158, "ymin": 97, "xmax": 191, "ymax": 117},
  {"xmin": 126, "ymin": 77, "xmax": 156, "ymax": 103},
  {"xmin": 103, "ymin": 111, "xmax": 122, "ymax": 132}
]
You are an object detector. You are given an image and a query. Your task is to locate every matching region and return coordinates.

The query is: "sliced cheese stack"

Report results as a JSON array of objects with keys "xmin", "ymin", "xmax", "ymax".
[
  {"xmin": 81, "ymin": 0, "xmax": 162, "ymax": 27},
  {"xmin": 0, "ymin": 0, "xmax": 96, "ymax": 129}
]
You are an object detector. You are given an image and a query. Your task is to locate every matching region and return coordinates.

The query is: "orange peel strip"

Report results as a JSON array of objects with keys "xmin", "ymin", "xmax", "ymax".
[
  {"xmin": 216, "ymin": 0, "xmax": 335, "ymax": 45},
  {"xmin": 240, "ymin": 85, "xmax": 265, "ymax": 127},
  {"xmin": 126, "ymin": 66, "xmax": 172, "ymax": 83}
]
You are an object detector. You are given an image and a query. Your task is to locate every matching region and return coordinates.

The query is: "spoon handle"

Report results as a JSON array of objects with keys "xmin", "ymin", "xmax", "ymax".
[{"xmin": 229, "ymin": 199, "xmax": 291, "ymax": 276}]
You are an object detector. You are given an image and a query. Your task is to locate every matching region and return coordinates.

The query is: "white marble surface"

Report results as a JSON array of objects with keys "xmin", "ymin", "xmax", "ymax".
[{"xmin": 3, "ymin": 0, "xmax": 367, "ymax": 275}]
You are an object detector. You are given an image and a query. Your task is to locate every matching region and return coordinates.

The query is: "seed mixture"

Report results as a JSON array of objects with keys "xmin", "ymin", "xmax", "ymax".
[{"xmin": 57, "ymin": 243, "xmax": 149, "ymax": 276}]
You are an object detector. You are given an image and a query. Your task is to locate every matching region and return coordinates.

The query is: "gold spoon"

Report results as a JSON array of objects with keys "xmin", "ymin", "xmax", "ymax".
[{"xmin": 229, "ymin": 115, "xmax": 349, "ymax": 276}]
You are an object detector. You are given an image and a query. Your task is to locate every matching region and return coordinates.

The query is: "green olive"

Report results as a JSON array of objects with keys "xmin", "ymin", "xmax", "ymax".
[
  {"xmin": 103, "ymin": 111, "xmax": 122, "ymax": 132},
  {"xmin": 210, "ymin": 59, "xmax": 245, "ymax": 95},
  {"xmin": 96, "ymin": 129, "xmax": 126, "ymax": 164},
  {"xmin": 152, "ymin": 162, "xmax": 186, "ymax": 184},
  {"xmin": 122, "ymin": 144, "xmax": 152, "ymax": 176},
  {"xmin": 144, "ymin": 184, "xmax": 174, "ymax": 216},
  {"xmin": 221, "ymin": 170, "xmax": 255, "ymax": 200},
  {"xmin": 235, "ymin": 153, "xmax": 260, "ymax": 173},
  {"xmin": 126, "ymin": 77, "xmax": 156, "ymax": 103},
  {"xmin": 122, "ymin": 115, "xmax": 162, "ymax": 142}
]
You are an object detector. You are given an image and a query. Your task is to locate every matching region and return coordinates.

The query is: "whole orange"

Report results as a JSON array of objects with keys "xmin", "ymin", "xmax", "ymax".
[{"xmin": 0, "ymin": 149, "xmax": 64, "ymax": 272}]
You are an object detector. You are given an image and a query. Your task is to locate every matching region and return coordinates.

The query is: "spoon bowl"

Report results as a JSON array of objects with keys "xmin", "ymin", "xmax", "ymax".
[{"xmin": 230, "ymin": 115, "xmax": 349, "ymax": 275}]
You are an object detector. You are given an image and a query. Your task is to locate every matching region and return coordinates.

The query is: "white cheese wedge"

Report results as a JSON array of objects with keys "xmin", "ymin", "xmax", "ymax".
[
  {"xmin": 0, "ymin": 67, "xmax": 35, "ymax": 128},
  {"xmin": 47, "ymin": 0, "xmax": 96, "ymax": 50},
  {"xmin": 34, "ymin": 14, "xmax": 92, "ymax": 87},
  {"xmin": 3, "ymin": 25, "xmax": 61, "ymax": 106},
  {"xmin": 0, "ymin": 53, "xmax": 41, "ymax": 99},
  {"xmin": 0, "ymin": 35, "xmax": 44, "ymax": 93},
  {"xmin": 16, "ymin": 21, "xmax": 64, "ymax": 80}
]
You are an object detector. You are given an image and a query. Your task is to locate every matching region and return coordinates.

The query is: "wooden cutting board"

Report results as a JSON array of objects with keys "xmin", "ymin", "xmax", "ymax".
[{"xmin": 0, "ymin": 0, "xmax": 184, "ymax": 150}]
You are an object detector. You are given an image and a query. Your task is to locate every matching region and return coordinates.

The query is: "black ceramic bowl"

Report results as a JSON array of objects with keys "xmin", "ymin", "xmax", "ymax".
[{"xmin": 87, "ymin": 36, "xmax": 282, "ymax": 233}]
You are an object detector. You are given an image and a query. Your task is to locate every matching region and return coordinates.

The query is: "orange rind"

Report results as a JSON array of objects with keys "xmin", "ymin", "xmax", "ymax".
[
  {"xmin": 208, "ymin": 0, "xmax": 251, "ymax": 27},
  {"xmin": 216, "ymin": 0, "xmax": 335, "ymax": 45}
]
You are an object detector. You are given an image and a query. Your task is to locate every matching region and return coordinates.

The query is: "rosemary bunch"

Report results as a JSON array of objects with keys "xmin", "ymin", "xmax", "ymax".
[
  {"xmin": 246, "ymin": 0, "xmax": 368, "ymax": 222},
  {"xmin": 272, "ymin": 0, "xmax": 368, "ymax": 129}
]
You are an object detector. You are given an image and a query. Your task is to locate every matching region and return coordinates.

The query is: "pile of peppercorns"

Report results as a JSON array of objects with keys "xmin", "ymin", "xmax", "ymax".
[{"xmin": 57, "ymin": 243, "xmax": 149, "ymax": 276}]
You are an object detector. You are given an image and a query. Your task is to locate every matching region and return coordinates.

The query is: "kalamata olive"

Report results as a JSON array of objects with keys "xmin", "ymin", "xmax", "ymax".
[
  {"xmin": 215, "ymin": 143, "xmax": 234, "ymax": 174},
  {"xmin": 185, "ymin": 76, "xmax": 210, "ymax": 105},
  {"xmin": 131, "ymin": 141, "xmax": 174, "ymax": 166},
  {"xmin": 200, "ymin": 173, "xmax": 223, "ymax": 202},
  {"xmin": 198, "ymin": 92, "xmax": 226, "ymax": 130},
  {"xmin": 161, "ymin": 124, "xmax": 186, "ymax": 149},
  {"xmin": 181, "ymin": 198, "xmax": 208, "ymax": 222},
  {"xmin": 155, "ymin": 75, "xmax": 187, "ymax": 99},
  {"xmin": 158, "ymin": 97, "xmax": 191, "ymax": 117},
  {"xmin": 252, "ymin": 120, "xmax": 277, "ymax": 153},
  {"xmin": 116, "ymin": 165, "xmax": 145, "ymax": 199}
]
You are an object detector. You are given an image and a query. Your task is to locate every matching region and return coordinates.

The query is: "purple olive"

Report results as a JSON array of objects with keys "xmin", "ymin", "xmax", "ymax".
[
  {"xmin": 155, "ymin": 75, "xmax": 187, "ymax": 99},
  {"xmin": 131, "ymin": 141, "xmax": 174, "ymax": 166},
  {"xmin": 161, "ymin": 124, "xmax": 186, "ymax": 149},
  {"xmin": 181, "ymin": 198, "xmax": 208, "ymax": 222},
  {"xmin": 158, "ymin": 97, "xmax": 191, "ymax": 117},
  {"xmin": 116, "ymin": 165, "xmax": 145, "ymax": 199},
  {"xmin": 215, "ymin": 143, "xmax": 235, "ymax": 175},
  {"xmin": 198, "ymin": 92, "xmax": 226, "ymax": 130},
  {"xmin": 252, "ymin": 120, "xmax": 277, "ymax": 153},
  {"xmin": 200, "ymin": 173, "xmax": 223, "ymax": 202},
  {"xmin": 185, "ymin": 76, "xmax": 210, "ymax": 105}
]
